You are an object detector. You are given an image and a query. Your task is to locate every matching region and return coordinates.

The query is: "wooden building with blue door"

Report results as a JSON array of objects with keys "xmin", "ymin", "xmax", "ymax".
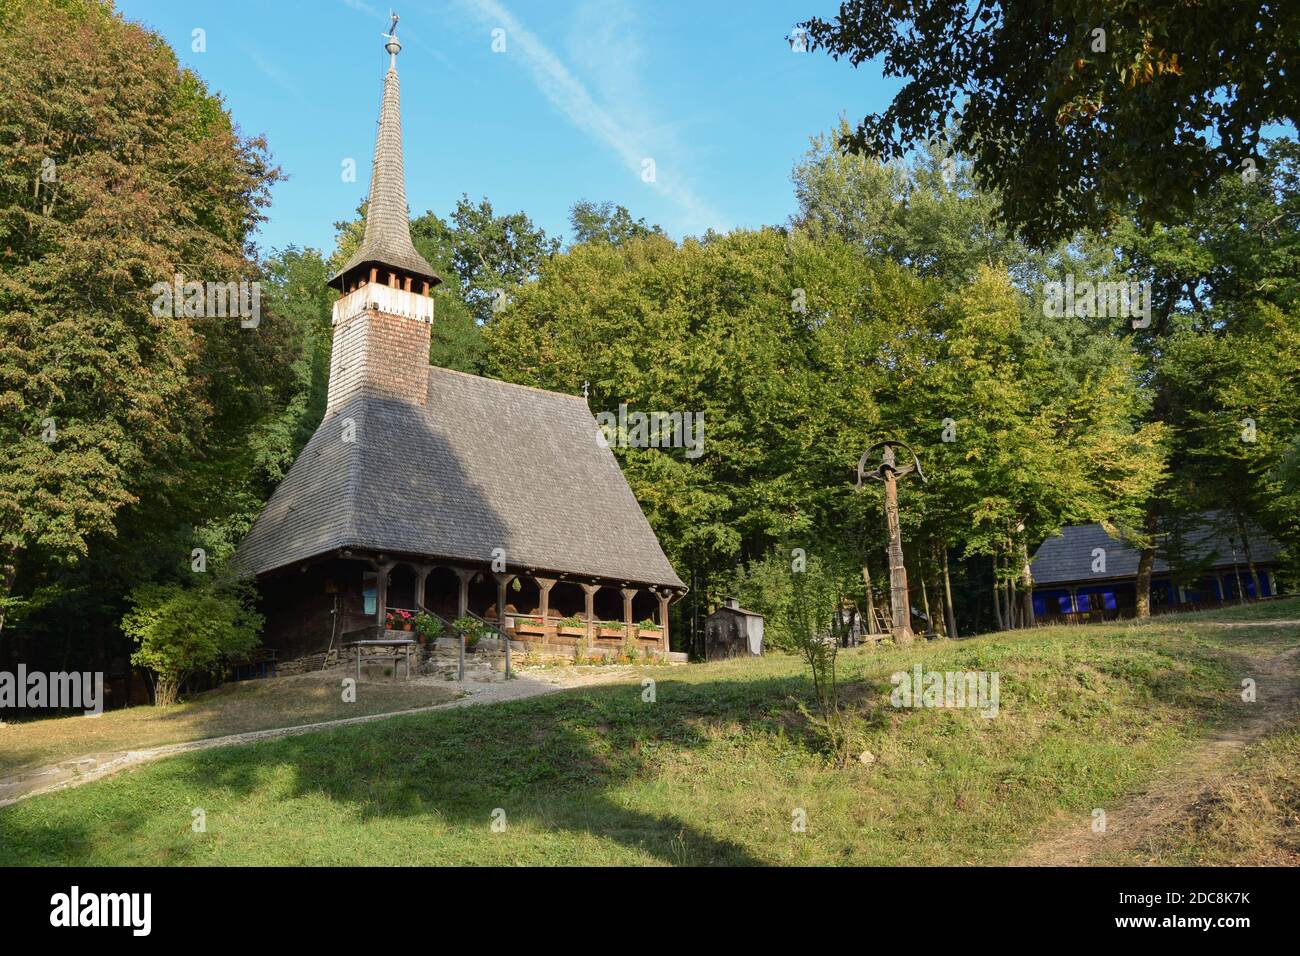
[{"xmin": 1029, "ymin": 514, "xmax": 1285, "ymax": 623}]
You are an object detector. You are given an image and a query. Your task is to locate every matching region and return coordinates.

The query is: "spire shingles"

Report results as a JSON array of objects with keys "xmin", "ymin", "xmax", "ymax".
[{"xmin": 329, "ymin": 45, "xmax": 438, "ymax": 290}]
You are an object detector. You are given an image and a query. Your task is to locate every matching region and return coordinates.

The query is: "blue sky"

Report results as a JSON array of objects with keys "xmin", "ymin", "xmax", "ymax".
[{"xmin": 113, "ymin": 0, "xmax": 897, "ymax": 258}]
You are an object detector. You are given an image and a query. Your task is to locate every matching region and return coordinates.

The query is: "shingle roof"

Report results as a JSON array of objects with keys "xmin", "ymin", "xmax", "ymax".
[
  {"xmin": 234, "ymin": 368, "xmax": 685, "ymax": 590},
  {"xmin": 329, "ymin": 56, "xmax": 439, "ymax": 289},
  {"xmin": 1030, "ymin": 514, "xmax": 1283, "ymax": 586}
]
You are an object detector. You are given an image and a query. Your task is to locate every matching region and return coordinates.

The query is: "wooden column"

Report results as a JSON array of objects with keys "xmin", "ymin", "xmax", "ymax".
[
  {"xmin": 492, "ymin": 573, "xmax": 517, "ymax": 624},
  {"xmin": 535, "ymin": 577, "xmax": 555, "ymax": 640},
  {"xmin": 454, "ymin": 567, "xmax": 474, "ymax": 617},
  {"xmin": 621, "ymin": 587, "xmax": 638, "ymax": 640},
  {"xmin": 493, "ymin": 572, "xmax": 516, "ymax": 678},
  {"xmin": 414, "ymin": 564, "xmax": 432, "ymax": 610},
  {"xmin": 654, "ymin": 589, "xmax": 671, "ymax": 656},
  {"xmin": 580, "ymin": 583, "xmax": 601, "ymax": 643},
  {"xmin": 372, "ymin": 559, "xmax": 395, "ymax": 629}
]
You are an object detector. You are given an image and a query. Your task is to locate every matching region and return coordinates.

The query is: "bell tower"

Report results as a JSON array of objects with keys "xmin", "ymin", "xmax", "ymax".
[{"xmin": 326, "ymin": 13, "xmax": 440, "ymax": 414}]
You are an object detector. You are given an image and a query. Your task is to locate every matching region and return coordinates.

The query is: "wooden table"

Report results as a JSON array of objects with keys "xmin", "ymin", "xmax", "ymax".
[{"xmin": 344, "ymin": 639, "xmax": 416, "ymax": 682}]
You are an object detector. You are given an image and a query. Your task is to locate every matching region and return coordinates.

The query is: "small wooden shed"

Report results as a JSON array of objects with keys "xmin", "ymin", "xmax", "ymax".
[{"xmin": 703, "ymin": 598, "xmax": 765, "ymax": 660}]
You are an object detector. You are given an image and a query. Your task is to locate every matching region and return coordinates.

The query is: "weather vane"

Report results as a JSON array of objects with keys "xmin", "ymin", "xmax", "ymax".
[
  {"xmin": 383, "ymin": 11, "xmax": 401, "ymax": 57},
  {"xmin": 855, "ymin": 440, "xmax": 927, "ymax": 645}
]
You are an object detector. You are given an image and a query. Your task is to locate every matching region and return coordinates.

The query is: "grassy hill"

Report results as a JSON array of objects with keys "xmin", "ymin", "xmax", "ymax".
[{"xmin": 1, "ymin": 599, "xmax": 1297, "ymax": 866}]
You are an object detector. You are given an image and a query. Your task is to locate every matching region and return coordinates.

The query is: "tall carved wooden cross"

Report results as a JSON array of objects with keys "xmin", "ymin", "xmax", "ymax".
[{"xmin": 856, "ymin": 440, "xmax": 927, "ymax": 646}]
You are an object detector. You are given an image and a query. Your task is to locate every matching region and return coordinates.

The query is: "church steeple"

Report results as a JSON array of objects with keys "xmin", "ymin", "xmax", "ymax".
[{"xmin": 328, "ymin": 13, "xmax": 439, "ymax": 293}]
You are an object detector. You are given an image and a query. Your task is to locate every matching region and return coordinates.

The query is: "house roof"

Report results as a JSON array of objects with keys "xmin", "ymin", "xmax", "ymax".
[
  {"xmin": 710, "ymin": 603, "xmax": 763, "ymax": 619},
  {"xmin": 1030, "ymin": 514, "xmax": 1283, "ymax": 587},
  {"xmin": 328, "ymin": 52, "xmax": 438, "ymax": 289},
  {"xmin": 233, "ymin": 367, "xmax": 686, "ymax": 590}
]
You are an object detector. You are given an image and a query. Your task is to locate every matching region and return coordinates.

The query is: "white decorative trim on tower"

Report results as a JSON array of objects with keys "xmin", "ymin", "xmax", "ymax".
[{"xmin": 331, "ymin": 284, "xmax": 434, "ymax": 326}]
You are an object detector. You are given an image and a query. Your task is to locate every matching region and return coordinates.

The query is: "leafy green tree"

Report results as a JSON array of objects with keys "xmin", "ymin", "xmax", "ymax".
[
  {"xmin": 800, "ymin": 2, "xmax": 1300, "ymax": 245},
  {"xmin": 569, "ymin": 200, "xmax": 665, "ymax": 246},
  {"xmin": 0, "ymin": 0, "xmax": 278, "ymax": 636},
  {"xmin": 123, "ymin": 579, "xmax": 262, "ymax": 706},
  {"xmin": 792, "ymin": 122, "xmax": 1035, "ymax": 287}
]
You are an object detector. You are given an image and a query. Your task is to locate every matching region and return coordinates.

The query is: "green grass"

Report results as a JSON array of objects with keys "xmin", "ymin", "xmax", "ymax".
[
  {"xmin": 0, "ymin": 672, "xmax": 460, "ymax": 777},
  {"xmin": 1, "ymin": 598, "xmax": 1296, "ymax": 866}
]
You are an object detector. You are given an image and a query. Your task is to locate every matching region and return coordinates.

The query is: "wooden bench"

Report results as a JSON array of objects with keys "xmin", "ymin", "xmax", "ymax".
[{"xmin": 344, "ymin": 639, "xmax": 416, "ymax": 682}]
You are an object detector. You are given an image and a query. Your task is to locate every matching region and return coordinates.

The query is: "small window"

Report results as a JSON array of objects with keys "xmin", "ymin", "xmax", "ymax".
[{"xmin": 362, "ymin": 572, "xmax": 377, "ymax": 616}]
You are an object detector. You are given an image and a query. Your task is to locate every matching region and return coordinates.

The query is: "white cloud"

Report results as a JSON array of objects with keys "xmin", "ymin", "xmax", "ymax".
[{"xmin": 456, "ymin": 0, "xmax": 726, "ymax": 234}]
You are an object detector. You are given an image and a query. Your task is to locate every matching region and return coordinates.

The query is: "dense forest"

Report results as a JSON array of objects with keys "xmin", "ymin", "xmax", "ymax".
[{"xmin": 2, "ymin": 1, "xmax": 1297, "ymax": 688}]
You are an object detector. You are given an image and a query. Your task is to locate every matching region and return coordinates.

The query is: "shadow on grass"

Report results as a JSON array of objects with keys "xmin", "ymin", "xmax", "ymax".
[
  {"xmin": 0, "ymin": 623, "xmax": 1260, "ymax": 866},
  {"xmin": 0, "ymin": 670, "xmax": 863, "ymax": 866}
]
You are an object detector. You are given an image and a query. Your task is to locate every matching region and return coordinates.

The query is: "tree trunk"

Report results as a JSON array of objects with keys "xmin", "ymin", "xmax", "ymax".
[
  {"xmin": 919, "ymin": 568, "xmax": 932, "ymax": 636},
  {"xmin": 1236, "ymin": 512, "xmax": 1263, "ymax": 600},
  {"xmin": 0, "ymin": 548, "xmax": 18, "ymax": 638},
  {"xmin": 154, "ymin": 676, "xmax": 182, "ymax": 707},
  {"xmin": 861, "ymin": 560, "xmax": 878, "ymax": 635},
  {"xmin": 1019, "ymin": 538, "xmax": 1036, "ymax": 628},
  {"xmin": 942, "ymin": 542, "xmax": 959, "ymax": 640},
  {"xmin": 992, "ymin": 556, "xmax": 1004, "ymax": 631},
  {"xmin": 1134, "ymin": 509, "xmax": 1157, "ymax": 619}
]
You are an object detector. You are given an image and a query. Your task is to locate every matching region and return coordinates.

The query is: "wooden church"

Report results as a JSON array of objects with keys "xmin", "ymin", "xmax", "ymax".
[{"xmin": 234, "ymin": 24, "xmax": 686, "ymax": 664}]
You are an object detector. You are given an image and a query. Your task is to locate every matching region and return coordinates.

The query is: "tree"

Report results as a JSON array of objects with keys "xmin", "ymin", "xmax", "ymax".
[
  {"xmin": 446, "ymin": 195, "xmax": 560, "ymax": 324},
  {"xmin": 786, "ymin": 555, "xmax": 853, "ymax": 764},
  {"xmin": 800, "ymin": 2, "xmax": 1300, "ymax": 246},
  {"xmin": 791, "ymin": 122, "xmax": 1035, "ymax": 287},
  {"xmin": 123, "ymin": 579, "xmax": 262, "ymax": 706},
  {"xmin": 0, "ymin": 0, "xmax": 278, "ymax": 636},
  {"xmin": 569, "ymin": 200, "xmax": 666, "ymax": 246}
]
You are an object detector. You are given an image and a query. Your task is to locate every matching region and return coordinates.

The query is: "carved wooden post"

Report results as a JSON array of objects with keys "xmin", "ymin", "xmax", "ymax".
[
  {"xmin": 371, "ymin": 558, "xmax": 396, "ymax": 630},
  {"xmin": 535, "ymin": 576, "xmax": 556, "ymax": 645},
  {"xmin": 454, "ymin": 567, "xmax": 473, "ymax": 618},
  {"xmin": 654, "ymin": 590, "xmax": 671, "ymax": 656},
  {"xmin": 856, "ymin": 442, "xmax": 927, "ymax": 647},
  {"xmin": 580, "ymin": 583, "xmax": 600, "ymax": 650},
  {"xmin": 453, "ymin": 567, "xmax": 474, "ymax": 681},
  {"xmin": 882, "ymin": 471, "xmax": 910, "ymax": 644},
  {"xmin": 414, "ymin": 564, "xmax": 432, "ymax": 610},
  {"xmin": 621, "ymin": 587, "xmax": 638, "ymax": 642},
  {"xmin": 493, "ymin": 572, "xmax": 516, "ymax": 678}
]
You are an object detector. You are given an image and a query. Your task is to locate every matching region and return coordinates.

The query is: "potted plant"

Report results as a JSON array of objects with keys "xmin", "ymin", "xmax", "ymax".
[
  {"xmin": 413, "ymin": 612, "xmax": 442, "ymax": 643},
  {"xmin": 453, "ymin": 615, "xmax": 487, "ymax": 650},
  {"xmin": 638, "ymin": 617, "xmax": 662, "ymax": 638},
  {"xmin": 558, "ymin": 614, "xmax": 585, "ymax": 638}
]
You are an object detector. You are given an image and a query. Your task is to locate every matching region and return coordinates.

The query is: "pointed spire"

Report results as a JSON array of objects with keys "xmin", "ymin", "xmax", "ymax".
[{"xmin": 329, "ymin": 14, "xmax": 439, "ymax": 291}]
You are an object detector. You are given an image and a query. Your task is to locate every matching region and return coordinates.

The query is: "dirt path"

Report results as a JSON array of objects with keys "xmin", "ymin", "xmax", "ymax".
[
  {"xmin": 1014, "ymin": 643, "xmax": 1300, "ymax": 866},
  {"xmin": 0, "ymin": 666, "xmax": 646, "ymax": 809}
]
